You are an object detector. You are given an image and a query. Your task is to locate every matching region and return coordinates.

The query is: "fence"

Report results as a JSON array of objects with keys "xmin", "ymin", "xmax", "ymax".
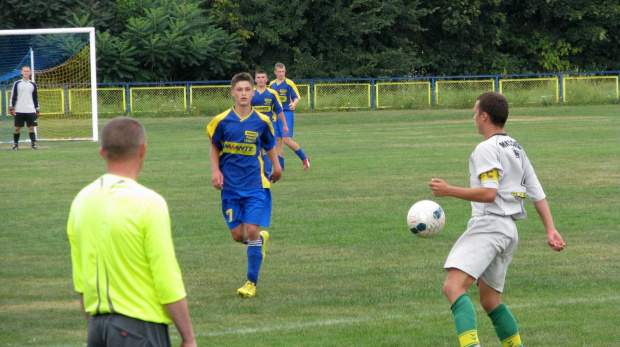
[{"xmin": 1, "ymin": 72, "xmax": 619, "ymax": 118}]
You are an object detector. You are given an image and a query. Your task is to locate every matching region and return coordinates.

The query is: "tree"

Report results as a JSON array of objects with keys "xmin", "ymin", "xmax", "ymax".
[
  {"xmin": 212, "ymin": 0, "xmax": 433, "ymax": 78},
  {"xmin": 109, "ymin": 0, "xmax": 242, "ymax": 81}
]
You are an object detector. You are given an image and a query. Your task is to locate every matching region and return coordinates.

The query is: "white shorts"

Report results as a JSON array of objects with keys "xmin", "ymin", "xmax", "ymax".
[{"xmin": 444, "ymin": 215, "xmax": 518, "ymax": 292}]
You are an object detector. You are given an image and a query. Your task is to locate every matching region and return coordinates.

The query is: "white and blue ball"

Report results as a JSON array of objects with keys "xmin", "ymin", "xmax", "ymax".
[{"xmin": 407, "ymin": 200, "xmax": 445, "ymax": 238}]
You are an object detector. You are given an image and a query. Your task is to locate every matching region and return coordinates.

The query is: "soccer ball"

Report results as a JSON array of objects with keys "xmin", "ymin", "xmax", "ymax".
[{"xmin": 407, "ymin": 200, "xmax": 445, "ymax": 238}]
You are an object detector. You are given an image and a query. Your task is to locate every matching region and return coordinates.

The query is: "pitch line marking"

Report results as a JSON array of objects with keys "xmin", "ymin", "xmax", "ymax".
[{"xmin": 198, "ymin": 295, "xmax": 620, "ymax": 337}]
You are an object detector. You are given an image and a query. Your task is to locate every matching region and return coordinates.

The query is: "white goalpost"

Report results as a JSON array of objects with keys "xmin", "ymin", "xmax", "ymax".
[{"xmin": 0, "ymin": 27, "xmax": 98, "ymax": 142}]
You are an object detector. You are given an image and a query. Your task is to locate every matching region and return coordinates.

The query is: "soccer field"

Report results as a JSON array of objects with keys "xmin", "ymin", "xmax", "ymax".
[{"xmin": 1, "ymin": 105, "xmax": 618, "ymax": 346}]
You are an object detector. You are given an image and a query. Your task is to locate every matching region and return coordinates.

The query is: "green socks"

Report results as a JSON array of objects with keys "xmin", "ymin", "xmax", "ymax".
[
  {"xmin": 488, "ymin": 303, "xmax": 522, "ymax": 347},
  {"xmin": 451, "ymin": 294, "xmax": 480, "ymax": 347}
]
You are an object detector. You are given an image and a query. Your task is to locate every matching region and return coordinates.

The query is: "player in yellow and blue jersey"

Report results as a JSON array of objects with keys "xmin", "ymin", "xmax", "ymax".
[
  {"xmin": 269, "ymin": 62, "xmax": 310, "ymax": 170},
  {"xmin": 208, "ymin": 72, "xmax": 283, "ymax": 298},
  {"xmin": 252, "ymin": 70, "xmax": 289, "ymax": 177}
]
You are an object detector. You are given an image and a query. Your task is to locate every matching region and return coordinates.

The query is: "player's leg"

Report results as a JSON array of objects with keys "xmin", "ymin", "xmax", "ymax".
[
  {"xmin": 12, "ymin": 127, "xmax": 20, "ymax": 150},
  {"xmin": 236, "ymin": 190, "xmax": 269, "ymax": 297},
  {"xmin": 444, "ymin": 268, "xmax": 481, "ymax": 347},
  {"xmin": 13, "ymin": 115, "xmax": 24, "ymax": 150},
  {"xmin": 478, "ymin": 219, "xmax": 521, "ymax": 347},
  {"xmin": 276, "ymin": 137, "xmax": 285, "ymax": 169},
  {"xmin": 282, "ymin": 111, "xmax": 309, "ymax": 170},
  {"xmin": 480, "ymin": 279, "xmax": 522, "ymax": 347},
  {"xmin": 27, "ymin": 116, "xmax": 37, "ymax": 149},
  {"xmin": 237, "ymin": 223, "xmax": 262, "ymax": 297},
  {"xmin": 282, "ymin": 137, "xmax": 310, "ymax": 170},
  {"xmin": 275, "ymin": 120, "xmax": 285, "ymax": 169}
]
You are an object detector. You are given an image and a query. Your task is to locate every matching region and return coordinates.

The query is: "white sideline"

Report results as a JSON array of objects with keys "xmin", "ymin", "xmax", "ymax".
[{"xmin": 198, "ymin": 295, "xmax": 620, "ymax": 337}]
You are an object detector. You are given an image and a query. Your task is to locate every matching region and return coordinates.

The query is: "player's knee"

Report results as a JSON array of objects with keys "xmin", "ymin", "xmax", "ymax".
[
  {"xmin": 232, "ymin": 234, "xmax": 245, "ymax": 243},
  {"xmin": 442, "ymin": 279, "xmax": 456, "ymax": 298}
]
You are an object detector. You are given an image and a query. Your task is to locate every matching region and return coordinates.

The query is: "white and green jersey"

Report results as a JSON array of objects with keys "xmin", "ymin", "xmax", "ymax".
[
  {"xmin": 469, "ymin": 134, "xmax": 546, "ymax": 220},
  {"xmin": 68, "ymin": 174, "xmax": 186, "ymax": 324}
]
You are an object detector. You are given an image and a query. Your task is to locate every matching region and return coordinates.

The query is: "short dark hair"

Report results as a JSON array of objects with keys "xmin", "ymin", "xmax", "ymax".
[
  {"xmin": 231, "ymin": 72, "xmax": 254, "ymax": 89},
  {"xmin": 477, "ymin": 92, "xmax": 509, "ymax": 127},
  {"xmin": 255, "ymin": 70, "xmax": 268, "ymax": 77},
  {"xmin": 101, "ymin": 117, "xmax": 145, "ymax": 162}
]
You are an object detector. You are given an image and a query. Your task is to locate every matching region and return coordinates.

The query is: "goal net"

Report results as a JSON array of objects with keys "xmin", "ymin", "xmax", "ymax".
[{"xmin": 0, "ymin": 28, "xmax": 98, "ymax": 143}]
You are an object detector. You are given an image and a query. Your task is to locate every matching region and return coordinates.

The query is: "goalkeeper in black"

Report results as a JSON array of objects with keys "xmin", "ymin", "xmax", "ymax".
[{"xmin": 10, "ymin": 66, "xmax": 40, "ymax": 150}]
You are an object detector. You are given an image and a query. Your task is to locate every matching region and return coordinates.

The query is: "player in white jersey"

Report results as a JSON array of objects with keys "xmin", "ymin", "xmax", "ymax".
[
  {"xmin": 429, "ymin": 92, "xmax": 565, "ymax": 347},
  {"xmin": 9, "ymin": 66, "xmax": 40, "ymax": 150}
]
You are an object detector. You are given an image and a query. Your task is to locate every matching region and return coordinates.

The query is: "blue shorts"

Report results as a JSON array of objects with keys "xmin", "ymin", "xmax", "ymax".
[
  {"xmin": 221, "ymin": 189, "xmax": 272, "ymax": 229},
  {"xmin": 271, "ymin": 119, "xmax": 280, "ymax": 136},
  {"xmin": 276, "ymin": 111, "xmax": 294, "ymax": 138}
]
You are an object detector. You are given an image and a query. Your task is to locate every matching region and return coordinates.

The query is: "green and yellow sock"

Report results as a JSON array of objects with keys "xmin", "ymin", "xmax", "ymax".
[
  {"xmin": 451, "ymin": 294, "xmax": 480, "ymax": 347},
  {"xmin": 488, "ymin": 303, "xmax": 522, "ymax": 347}
]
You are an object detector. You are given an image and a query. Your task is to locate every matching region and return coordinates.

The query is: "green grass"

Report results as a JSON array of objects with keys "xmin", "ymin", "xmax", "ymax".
[{"xmin": 1, "ymin": 105, "xmax": 619, "ymax": 346}]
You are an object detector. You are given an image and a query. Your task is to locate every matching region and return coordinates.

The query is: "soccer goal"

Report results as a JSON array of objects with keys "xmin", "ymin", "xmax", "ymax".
[{"xmin": 0, "ymin": 27, "xmax": 98, "ymax": 142}]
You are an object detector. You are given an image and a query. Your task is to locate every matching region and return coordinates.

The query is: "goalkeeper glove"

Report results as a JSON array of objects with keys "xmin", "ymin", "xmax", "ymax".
[{"xmin": 9, "ymin": 107, "xmax": 16, "ymax": 116}]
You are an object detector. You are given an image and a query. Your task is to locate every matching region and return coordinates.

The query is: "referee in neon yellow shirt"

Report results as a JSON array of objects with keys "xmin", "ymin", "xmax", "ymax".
[{"xmin": 67, "ymin": 117, "xmax": 196, "ymax": 347}]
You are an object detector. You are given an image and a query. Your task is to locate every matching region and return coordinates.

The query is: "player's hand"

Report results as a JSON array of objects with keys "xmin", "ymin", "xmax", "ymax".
[
  {"xmin": 211, "ymin": 171, "xmax": 224, "ymax": 190},
  {"xmin": 269, "ymin": 167, "xmax": 282, "ymax": 183},
  {"xmin": 180, "ymin": 339, "xmax": 197, "ymax": 347},
  {"xmin": 283, "ymin": 125, "xmax": 290, "ymax": 135},
  {"xmin": 35, "ymin": 109, "xmax": 40, "ymax": 117},
  {"xmin": 9, "ymin": 108, "xmax": 16, "ymax": 116},
  {"xmin": 429, "ymin": 178, "xmax": 449, "ymax": 197},
  {"xmin": 289, "ymin": 103, "xmax": 296, "ymax": 111},
  {"xmin": 547, "ymin": 230, "xmax": 565, "ymax": 252}
]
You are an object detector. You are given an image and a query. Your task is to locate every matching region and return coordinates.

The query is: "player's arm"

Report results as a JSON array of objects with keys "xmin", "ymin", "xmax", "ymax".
[
  {"xmin": 265, "ymin": 147, "xmax": 282, "ymax": 183},
  {"xmin": 429, "ymin": 178, "xmax": 497, "ymax": 203},
  {"xmin": 9, "ymin": 82, "xmax": 17, "ymax": 115},
  {"xmin": 68, "ymin": 209, "xmax": 89, "ymax": 322},
  {"xmin": 289, "ymin": 97, "xmax": 299, "ymax": 111},
  {"xmin": 272, "ymin": 92, "xmax": 289, "ymax": 134},
  {"xmin": 532, "ymin": 198, "xmax": 565, "ymax": 252},
  {"xmin": 276, "ymin": 111, "xmax": 289, "ymax": 135},
  {"xmin": 33, "ymin": 83, "xmax": 40, "ymax": 112},
  {"xmin": 77, "ymin": 293, "xmax": 89, "ymax": 322},
  {"xmin": 165, "ymin": 298, "xmax": 196, "ymax": 347},
  {"xmin": 288, "ymin": 81, "xmax": 300, "ymax": 110},
  {"xmin": 210, "ymin": 142, "xmax": 223, "ymax": 190},
  {"xmin": 143, "ymin": 202, "xmax": 197, "ymax": 347}
]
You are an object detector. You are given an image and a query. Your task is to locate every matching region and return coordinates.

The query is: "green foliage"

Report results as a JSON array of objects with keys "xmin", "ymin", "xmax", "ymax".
[
  {"xmin": 0, "ymin": 0, "xmax": 618, "ymax": 80},
  {"xmin": 108, "ymin": 0, "xmax": 242, "ymax": 81},
  {"xmin": 212, "ymin": 0, "xmax": 433, "ymax": 78},
  {"xmin": 96, "ymin": 30, "xmax": 144, "ymax": 82}
]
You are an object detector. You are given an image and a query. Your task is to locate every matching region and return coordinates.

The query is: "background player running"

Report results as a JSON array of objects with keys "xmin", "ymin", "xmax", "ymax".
[
  {"xmin": 252, "ymin": 70, "xmax": 289, "ymax": 177},
  {"xmin": 429, "ymin": 91, "xmax": 565, "ymax": 347},
  {"xmin": 269, "ymin": 62, "xmax": 310, "ymax": 170},
  {"xmin": 208, "ymin": 72, "xmax": 282, "ymax": 298}
]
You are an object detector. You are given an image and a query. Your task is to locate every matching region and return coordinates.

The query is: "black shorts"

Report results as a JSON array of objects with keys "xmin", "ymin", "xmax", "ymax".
[
  {"xmin": 14, "ymin": 113, "xmax": 37, "ymax": 127},
  {"xmin": 87, "ymin": 314, "xmax": 171, "ymax": 347}
]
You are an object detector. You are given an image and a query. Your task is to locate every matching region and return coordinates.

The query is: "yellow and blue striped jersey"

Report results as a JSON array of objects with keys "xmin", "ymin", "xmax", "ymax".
[
  {"xmin": 268, "ymin": 78, "xmax": 300, "ymax": 111},
  {"xmin": 252, "ymin": 87, "xmax": 283, "ymax": 123},
  {"xmin": 207, "ymin": 107, "xmax": 276, "ymax": 190}
]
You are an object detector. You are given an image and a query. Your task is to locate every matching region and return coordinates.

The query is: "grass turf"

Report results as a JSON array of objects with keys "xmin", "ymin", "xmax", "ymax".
[{"xmin": 0, "ymin": 104, "xmax": 618, "ymax": 346}]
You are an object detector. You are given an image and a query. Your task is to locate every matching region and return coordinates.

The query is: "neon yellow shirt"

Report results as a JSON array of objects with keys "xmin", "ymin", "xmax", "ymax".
[{"xmin": 68, "ymin": 174, "xmax": 186, "ymax": 324}]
